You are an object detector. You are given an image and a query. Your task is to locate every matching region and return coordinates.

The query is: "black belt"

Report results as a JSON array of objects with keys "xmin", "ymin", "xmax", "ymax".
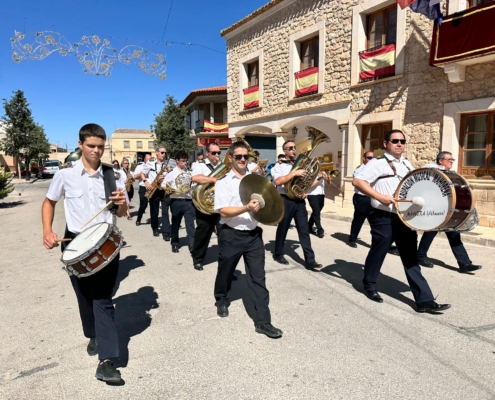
[
  {"xmin": 222, "ymin": 224, "xmax": 260, "ymax": 235},
  {"xmin": 171, "ymin": 198, "xmax": 192, "ymax": 201}
]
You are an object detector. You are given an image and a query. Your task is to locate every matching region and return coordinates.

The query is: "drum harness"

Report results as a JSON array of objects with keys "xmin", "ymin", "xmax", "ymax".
[{"xmin": 374, "ymin": 154, "xmax": 411, "ymax": 185}]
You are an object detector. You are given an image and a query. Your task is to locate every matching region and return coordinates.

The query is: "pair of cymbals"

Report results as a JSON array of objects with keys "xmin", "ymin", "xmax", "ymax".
[{"xmin": 239, "ymin": 174, "xmax": 284, "ymax": 226}]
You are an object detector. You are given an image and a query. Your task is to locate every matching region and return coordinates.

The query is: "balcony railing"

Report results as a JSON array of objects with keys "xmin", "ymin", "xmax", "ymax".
[
  {"xmin": 358, "ymin": 43, "xmax": 396, "ymax": 83},
  {"xmin": 294, "ymin": 67, "xmax": 318, "ymax": 97}
]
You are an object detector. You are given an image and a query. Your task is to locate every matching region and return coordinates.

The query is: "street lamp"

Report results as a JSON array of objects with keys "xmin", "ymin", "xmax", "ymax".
[{"xmin": 292, "ymin": 126, "xmax": 298, "ymax": 136}]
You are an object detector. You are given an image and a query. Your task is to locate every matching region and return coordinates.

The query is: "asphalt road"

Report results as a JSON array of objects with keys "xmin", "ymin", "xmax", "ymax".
[{"xmin": 1, "ymin": 180, "xmax": 494, "ymax": 399}]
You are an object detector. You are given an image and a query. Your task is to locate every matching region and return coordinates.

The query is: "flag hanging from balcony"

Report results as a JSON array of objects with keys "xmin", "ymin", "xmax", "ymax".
[
  {"xmin": 396, "ymin": 0, "xmax": 417, "ymax": 9},
  {"xmin": 295, "ymin": 67, "xmax": 318, "ymax": 97},
  {"xmin": 409, "ymin": 0, "xmax": 443, "ymax": 22},
  {"xmin": 243, "ymin": 86, "xmax": 259, "ymax": 109},
  {"xmin": 359, "ymin": 44, "xmax": 396, "ymax": 82},
  {"xmin": 203, "ymin": 120, "xmax": 228, "ymax": 132}
]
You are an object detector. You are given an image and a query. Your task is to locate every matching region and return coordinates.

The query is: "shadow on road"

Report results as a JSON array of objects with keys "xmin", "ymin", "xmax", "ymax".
[
  {"xmin": 331, "ymin": 232, "xmax": 370, "ymax": 249},
  {"xmin": 113, "ymin": 255, "xmax": 145, "ymax": 296},
  {"xmin": 264, "ymin": 239, "xmax": 306, "ymax": 266},
  {"xmin": 425, "ymin": 257, "xmax": 459, "ymax": 273},
  {"xmin": 319, "ymin": 259, "xmax": 416, "ymax": 309},
  {"xmin": 229, "ymin": 272, "xmax": 258, "ymax": 322},
  {"xmin": 0, "ymin": 200, "xmax": 26, "ymax": 209},
  {"xmin": 202, "ymin": 244, "xmax": 219, "ymax": 267},
  {"xmin": 114, "ymin": 286, "xmax": 159, "ymax": 368}
]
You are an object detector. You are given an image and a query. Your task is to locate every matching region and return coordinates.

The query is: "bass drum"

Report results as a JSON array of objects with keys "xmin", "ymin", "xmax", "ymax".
[{"xmin": 395, "ymin": 168, "xmax": 477, "ymax": 232}]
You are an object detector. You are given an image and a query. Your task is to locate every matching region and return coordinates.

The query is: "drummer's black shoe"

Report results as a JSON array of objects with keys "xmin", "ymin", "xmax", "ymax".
[
  {"xmin": 255, "ymin": 323, "xmax": 283, "ymax": 339},
  {"xmin": 87, "ymin": 338, "xmax": 97, "ymax": 356},
  {"xmin": 416, "ymin": 301, "xmax": 451, "ymax": 313},
  {"xmin": 135, "ymin": 219, "xmax": 141, "ymax": 226},
  {"xmin": 163, "ymin": 235, "xmax": 170, "ymax": 242},
  {"xmin": 194, "ymin": 262, "xmax": 203, "ymax": 271},
  {"xmin": 172, "ymin": 245, "xmax": 179, "ymax": 253},
  {"xmin": 217, "ymin": 304, "xmax": 229, "ymax": 317},
  {"xmin": 347, "ymin": 241, "xmax": 357, "ymax": 248},
  {"xmin": 419, "ymin": 259, "xmax": 434, "ymax": 268},
  {"xmin": 459, "ymin": 263, "xmax": 482, "ymax": 273},
  {"xmin": 306, "ymin": 262, "xmax": 322, "ymax": 270},
  {"xmin": 95, "ymin": 361, "xmax": 121, "ymax": 383},
  {"xmin": 364, "ymin": 290, "xmax": 383, "ymax": 303},
  {"xmin": 153, "ymin": 229, "xmax": 160, "ymax": 237},
  {"xmin": 273, "ymin": 255, "xmax": 289, "ymax": 265}
]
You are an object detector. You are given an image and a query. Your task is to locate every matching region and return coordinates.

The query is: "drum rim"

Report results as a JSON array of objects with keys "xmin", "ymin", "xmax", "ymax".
[{"xmin": 395, "ymin": 168, "xmax": 456, "ymax": 232}]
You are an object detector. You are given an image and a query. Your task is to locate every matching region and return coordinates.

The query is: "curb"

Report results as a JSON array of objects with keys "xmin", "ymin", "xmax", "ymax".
[{"xmin": 320, "ymin": 211, "xmax": 495, "ymax": 247}]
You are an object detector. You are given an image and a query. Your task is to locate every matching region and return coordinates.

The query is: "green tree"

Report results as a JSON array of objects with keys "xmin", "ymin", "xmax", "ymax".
[
  {"xmin": 1, "ymin": 90, "xmax": 41, "ymax": 177},
  {"xmin": 0, "ymin": 167, "xmax": 14, "ymax": 199},
  {"xmin": 26, "ymin": 124, "xmax": 50, "ymax": 166},
  {"xmin": 151, "ymin": 95, "xmax": 196, "ymax": 158}
]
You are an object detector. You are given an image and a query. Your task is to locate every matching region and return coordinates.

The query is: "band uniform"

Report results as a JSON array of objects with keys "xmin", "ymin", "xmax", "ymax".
[{"xmin": 134, "ymin": 154, "xmax": 152, "ymax": 225}]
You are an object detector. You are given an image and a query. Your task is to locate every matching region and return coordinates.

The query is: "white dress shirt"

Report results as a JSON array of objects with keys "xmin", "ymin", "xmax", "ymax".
[
  {"xmin": 164, "ymin": 166, "xmax": 192, "ymax": 199},
  {"xmin": 46, "ymin": 160, "xmax": 125, "ymax": 233},
  {"xmin": 141, "ymin": 160, "xmax": 168, "ymax": 190},
  {"xmin": 247, "ymin": 162, "xmax": 263, "ymax": 175},
  {"xmin": 308, "ymin": 176, "xmax": 325, "ymax": 195},
  {"xmin": 191, "ymin": 159, "xmax": 220, "ymax": 177},
  {"xmin": 353, "ymin": 164, "xmax": 367, "ymax": 195},
  {"xmin": 214, "ymin": 170, "xmax": 258, "ymax": 231},
  {"xmin": 271, "ymin": 161, "xmax": 294, "ymax": 195},
  {"xmin": 354, "ymin": 152, "xmax": 413, "ymax": 213},
  {"xmin": 133, "ymin": 164, "xmax": 146, "ymax": 187}
]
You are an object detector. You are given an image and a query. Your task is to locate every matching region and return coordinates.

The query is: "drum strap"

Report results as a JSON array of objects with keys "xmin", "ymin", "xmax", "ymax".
[
  {"xmin": 375, "ymin": 155, "xmax": 411, "ymax": 182},
  {"xmin": 102, "ymin": 164, "xmax": 119, "ymax": 214}
]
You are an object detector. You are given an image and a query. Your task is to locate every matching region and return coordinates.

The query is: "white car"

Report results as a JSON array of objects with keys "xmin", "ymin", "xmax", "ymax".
[{"xmin": 41, "ymin": 160, "xmax": 61, "ymax": 178}]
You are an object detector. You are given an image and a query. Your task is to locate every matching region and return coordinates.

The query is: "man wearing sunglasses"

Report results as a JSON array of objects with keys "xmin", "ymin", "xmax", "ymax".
[
  {"xmin": 271, "ymin": 140, "xmax": 321, "ymax": 270},
  {"xmin": 213, "ymin": 141, "xmax": 282, "ymax": 338},
  {"xmin": 191, "ymin": 143, "xmax": 223, "ymax": 271},
  {"xmin": 353, "ymin": 130, "xmax": 450, "ymax": 313},
  {"xmin": 140, "ymin": 146, "xmax": 171, "ymax": 239},
  {"xmin": 417, "ymin": 151, "xmax": 482, "ymax": 274},
  {"xmin": 348, "ymin": 151, "xmax": 374, "ymax": 247},
  {"xmin": 134, "ymin": 153, "xmax": 152, "ymax": 226}
]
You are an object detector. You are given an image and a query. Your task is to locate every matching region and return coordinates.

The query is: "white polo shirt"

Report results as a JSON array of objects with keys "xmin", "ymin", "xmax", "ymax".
[
  {"xmin": 271, "ymin": 160, "xmax": 294, "ymax": 195},
  {"xmin": 46, "ymin": 160, "xmax": 126, "ymax": 233},
  {"xmin": 214, "ymin": 170, "xmax": 258, "ymax": 231},
  {"xmin": 354, "ymin": 152, "xmax": 413, "ymax": 213}
]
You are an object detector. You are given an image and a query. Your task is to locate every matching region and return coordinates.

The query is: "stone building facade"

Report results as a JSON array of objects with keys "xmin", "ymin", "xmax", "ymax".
[{"xmin": 221, "ymin": 0, "xmax": 495, "ymax": 226}]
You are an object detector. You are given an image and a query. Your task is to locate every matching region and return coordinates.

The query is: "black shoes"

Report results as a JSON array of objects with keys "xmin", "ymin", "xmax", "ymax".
[
  {"xmin": 317, "ymin": 232, "xmax": 324, "ymax": 238},
  {"xmin": 153, "ymin": 229, "xmax": 160, "ymax": 237},
  {"xmin": 419, "ymin": 259, "xmax": 434, "ymax": 268},
  {"xmin": 416, "ymin": 301, "xmax": 451, "ymax": 313},
  {"xmin": 348, "ymin": 241, "xmax": 357, "ymax": 248},
  {"xmin": 273, "ymin": 255, "xmax": 289, "ymax": 265},
  {"xmin": 255, "ymin": 323, "xmax": 283, "ymax": 339},
  {"xmin": 95, "ymin": 361, "xmax": 121, "ymax": 383},
  {"xmin": 135, "ymin": 220, "xmax": 141, "ymax": 226},
  {"xmin": 172, "ymin": 245, "xmax": 179, "ymax": 253},
  {"xmin": 194, "ymin": 262, "xmax": 203, "ymax": 271},
  {"xmin": 217, "ymin": 304, "xmax": 229, "ymax": 317},
  {"xmin": 459, "ymin": 263, "xmax": 482, "ymax": 273},
  {"xmin": 163, "ymin": 236, "xmax": 170, "ymax": 242},
  {"xmin": 365, "ymin": 290, "xmax": 383, "ymax": 303},
  {"xmin": 87, "ymin": 338, "xmax": 97, "ymax": 356},
  {"xmin": 306, "ymin": 262, "xmax": 322, "ymax": 270}
]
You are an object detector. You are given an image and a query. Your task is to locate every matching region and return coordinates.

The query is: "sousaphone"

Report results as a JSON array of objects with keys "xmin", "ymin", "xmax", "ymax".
[{"xmin": 239, "ymin": 174, "xmax": 284, "ymax": 225}]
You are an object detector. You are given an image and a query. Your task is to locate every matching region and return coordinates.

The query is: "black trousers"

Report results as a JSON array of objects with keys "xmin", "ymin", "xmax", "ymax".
[
  {"xmin": 418, "ymin": 230, "xmax": 471, "ymax": 267},
  {"xmin": 191, "ymin": 207, "xmax": 222, "ymax": 264},
  {"xmin": 274, "ymin": 195, "xmax": 315, "ymax": 265},
  {"xmin": 308, "ymin": 194, "xmax": 325, "ymax": 235},
  {"xmin": 170, "ymin": 199, "xmax": 196, "ymax": 251},
  {"xmin": 127, "ymin": 184, "xmax": 134, "ymax": 201},
  {"xmin": 214, "ymin": 225, "xmax": 271, "ymax": 324},
  {"xmin": 137, "ymin": 186, "xmax": 149, "ymax": 221},
  {"xmin": 149, "ymin": 190, "xmax": 171, "ymax": 236},
  {"xmin": 363, "ymin": 209, "xmax": 434, "ymax": 304},
  {"xmin": 349, "ymin": 194, "xmax": 373, "ymax": 243},
  {"xmin": 62, "ymin": 229, "xmax": 119, "ymax": 361}
]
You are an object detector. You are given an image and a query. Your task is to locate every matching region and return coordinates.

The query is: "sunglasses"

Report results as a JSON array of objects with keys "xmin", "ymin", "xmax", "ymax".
[
  {"xmin": 159, "ymin": 151, "xmax": 167, "ymax": 155},
  {"xmin": 233, "ymin": 154, "xmax": 250, "ymax": 161},
  {"xmin": 442, "ymin": 158, "xmax": 455, "ymax": 162},
  {"xmin": 113, "ymin": 163, "xmax": 119, "ymax": 166},
  {"xmin": 285, "ymin": 146, "xmax": 296, "ymax": 151},
  {"xmin": 389, "ymin": 139, "xmax": 406, "ymax": 144},
  {"xmin": 365, "ymin": 156, "xmax": 373, "ymax": 160},
  {"xmin": 210, "ymin": 151, "xmax": 221, "ymax": 156}
]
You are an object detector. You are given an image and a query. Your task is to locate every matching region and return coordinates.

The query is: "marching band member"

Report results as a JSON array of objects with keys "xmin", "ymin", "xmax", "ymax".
[
  {"xmin": 140, "ymin": 146, "xmax": 171, "ymax": 240},
  {"xmin": 164, "ymin": 151, "xmax": 195, "ymax": 253},
  {"xmin": 191, "ymin": 151, "xmax": 205, "ymax": 170},
  {"xmin": 134, "ymin": 153, "xmax": 152, "ymax": 226},
  {"xmin": 348, "ymin": 151, "xmax": 374, "ymax": 248},
  {"xmin": 190, "ymin": 143, "xmax": 223, "ymax": 270},
  {"xmin": 121, "ymin": 159, "xmax": 134, "ymax": 220},
  {"xmin": 42, "ymin": 124, "xmax": 127, "ymax": 382},
  {"xmin": 307, "ymin": 171, "xmax": 328, "ymax": 238},
  {"xmin": 418, "ymin": 151, "xmax": 482, "ymax": 273},
  {"xmin": 353, "ymin": 129, "xmax": 451, "ymax": 313},
  {"xmin": 247, "ymin": 150, "xmax": 263, "ymax": 175},
  {"xmin": 213, "ymin": 141, "xmax": 282, "ymax": 338},
  {"xmin": 271, "ymin": 140, "xmax": 321, "ymax": 270}
]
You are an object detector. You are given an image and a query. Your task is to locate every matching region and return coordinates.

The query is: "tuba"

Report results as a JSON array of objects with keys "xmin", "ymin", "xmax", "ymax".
[
  {"xmin": 285, "ymin": 126, "xmax": 331, "ymax": 200},
  {"xmin": 192, "ymin": 137, "xmax": 256, "ymax": 214}
]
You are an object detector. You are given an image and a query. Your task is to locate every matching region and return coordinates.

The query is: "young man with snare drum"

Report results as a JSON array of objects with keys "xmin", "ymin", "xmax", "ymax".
[
  {"xmin": 353, "ymin": 129, "xmax": 451, "ymax": 313},
  {"xmin": 41, "ymin": 123, "xmax": 127, "ymax": 383},
  {"xmin": 213, "ymin": 141, "xmax": 282, "ymax": 339}
]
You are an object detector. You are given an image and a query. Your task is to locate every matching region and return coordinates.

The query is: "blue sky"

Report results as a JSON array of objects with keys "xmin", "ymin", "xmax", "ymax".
[{"xmin": 0, "ymin": 0, "xmax": 268, "ymax": 151}]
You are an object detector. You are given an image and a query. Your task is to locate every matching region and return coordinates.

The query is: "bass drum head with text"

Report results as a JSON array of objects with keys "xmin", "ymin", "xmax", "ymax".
[
  {"xmin": 61, "ymin": 223, "xmax": 110, "ymax": 262},
  {"xmin": 395, "ymin": 168, "xmax": 454, "ymax": 231}
]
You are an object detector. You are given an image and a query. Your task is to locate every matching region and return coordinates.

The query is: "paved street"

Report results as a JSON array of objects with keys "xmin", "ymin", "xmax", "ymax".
[{"xmin": 1, "ymin": 180, "xmax": 494, "ymax": 399}]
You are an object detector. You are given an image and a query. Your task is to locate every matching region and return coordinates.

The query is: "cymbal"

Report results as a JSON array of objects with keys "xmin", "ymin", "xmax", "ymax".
[{"xmin": 239, "ymin": 174, "xmax": 284, "ymax": 226}]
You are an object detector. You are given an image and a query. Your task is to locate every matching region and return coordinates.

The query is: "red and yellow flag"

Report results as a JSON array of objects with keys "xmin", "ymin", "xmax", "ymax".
[
  {"xmin": 243, "ymin": 86, "xmax": 259, "ymax": 109},
  {"xmin": 295, "ymin": 67, "xmax": 318, "ymax": 97},
  {"xmin": 359, "ymin": 43, "xmax": 396, "ymax": 82},
  {"xmin": 203, "ymin": 120, "xmax": 228, "ymax": 132}
]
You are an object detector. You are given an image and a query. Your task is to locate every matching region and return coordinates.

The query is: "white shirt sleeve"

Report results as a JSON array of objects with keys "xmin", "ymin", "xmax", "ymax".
[
  {"xmin": 214, "ymin": 178, "xmax": 231, "ymax": 213},
  {"xmin": 354, "ymin": 159, "xmax": 386, "ymax": 184},
  {"xmin": 141, "ymin": 162, "xmax": 152, "ymax": 175},
  {"xmin": 191, "ymin": 162, "xmax": 203, "ymax": 177},
  {"xmin": 353, "ymin": 164, "xmax": 365, "ymax": 177},
  {"xmin": 46, "ymin": 170, "xmax": 64, "ymax": 202},
  {"xmin": 271, "ymin": 163, "xmax": 283, "ymax": 181}
]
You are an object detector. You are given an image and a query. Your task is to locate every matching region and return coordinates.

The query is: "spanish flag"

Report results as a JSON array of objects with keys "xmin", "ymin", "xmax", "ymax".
[
  {"xmin": 295, "ymin": 67, "xmax": 318, "ymax": 97},
  {"xmin": 243, "ymin": 86, "xmax": 259, "ymax": 109},
  {"xmin": 359, "ymin": 43, "xmax": 396, "ymax": 82},
  {"xmin": 204, "ymin": 120, "xmax": 228, "ymax": 132}
]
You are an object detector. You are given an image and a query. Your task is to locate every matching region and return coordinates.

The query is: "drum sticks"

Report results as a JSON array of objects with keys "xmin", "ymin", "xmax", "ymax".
[
  {"xmin": 55, "ymin": 238, "xmax": 72, "ymax": 243},
  {"xmin": 396, "ymin": 196, "xmax": 425, "ymax": 206},
  {"xmin": 80, "ymin": 188, "xmax": 127, "ymax": 230}
]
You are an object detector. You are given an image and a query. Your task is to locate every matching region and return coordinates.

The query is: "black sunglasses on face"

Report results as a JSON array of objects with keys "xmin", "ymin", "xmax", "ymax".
[
  {"xmin": 285, "ymin": 146, "xmax": 296, "ymax": 151},
  {"xmin": 365, "ymin": 156, "xmax": 373, "ymax": 160},
  {"xmin": 210, "ymin": 151, "xmax": 221, "ymax": 155},
  {"xmin": 389, "ymin": 139, "xmax": 406, "ymax": 144},
  {"xmin": 233, "ymin": 154, "xmax": 249, "ymax": 161}
]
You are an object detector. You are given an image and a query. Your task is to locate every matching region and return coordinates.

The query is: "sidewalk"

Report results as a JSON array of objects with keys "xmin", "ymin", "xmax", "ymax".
[{"xmin": 316, "ymin": 200, "xmax": 495, "ymax": 247}]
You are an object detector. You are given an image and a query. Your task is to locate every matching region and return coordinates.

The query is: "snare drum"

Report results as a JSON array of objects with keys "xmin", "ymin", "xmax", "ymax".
[
  {"xmin": 61, "ymin": 222, "xmax": 123, "ymax": 278},
  {"xmin": 395, "ymin": 168, "xmax": 477, "ymax": 232}
]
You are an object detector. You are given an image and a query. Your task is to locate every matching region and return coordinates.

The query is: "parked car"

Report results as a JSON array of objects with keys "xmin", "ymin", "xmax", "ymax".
[
  {"xmin": 41, "ymin": 160, "xmax": 61, "ymax": 178},
  {"xmin": 264, "ymin": 162, "xmax": 277, "ymax": 182}
]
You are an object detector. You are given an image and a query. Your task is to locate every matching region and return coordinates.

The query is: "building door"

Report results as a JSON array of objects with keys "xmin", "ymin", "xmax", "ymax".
[{"xmin": 244, "ymin": 135, "xmax": 277, "ymax": 162}]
